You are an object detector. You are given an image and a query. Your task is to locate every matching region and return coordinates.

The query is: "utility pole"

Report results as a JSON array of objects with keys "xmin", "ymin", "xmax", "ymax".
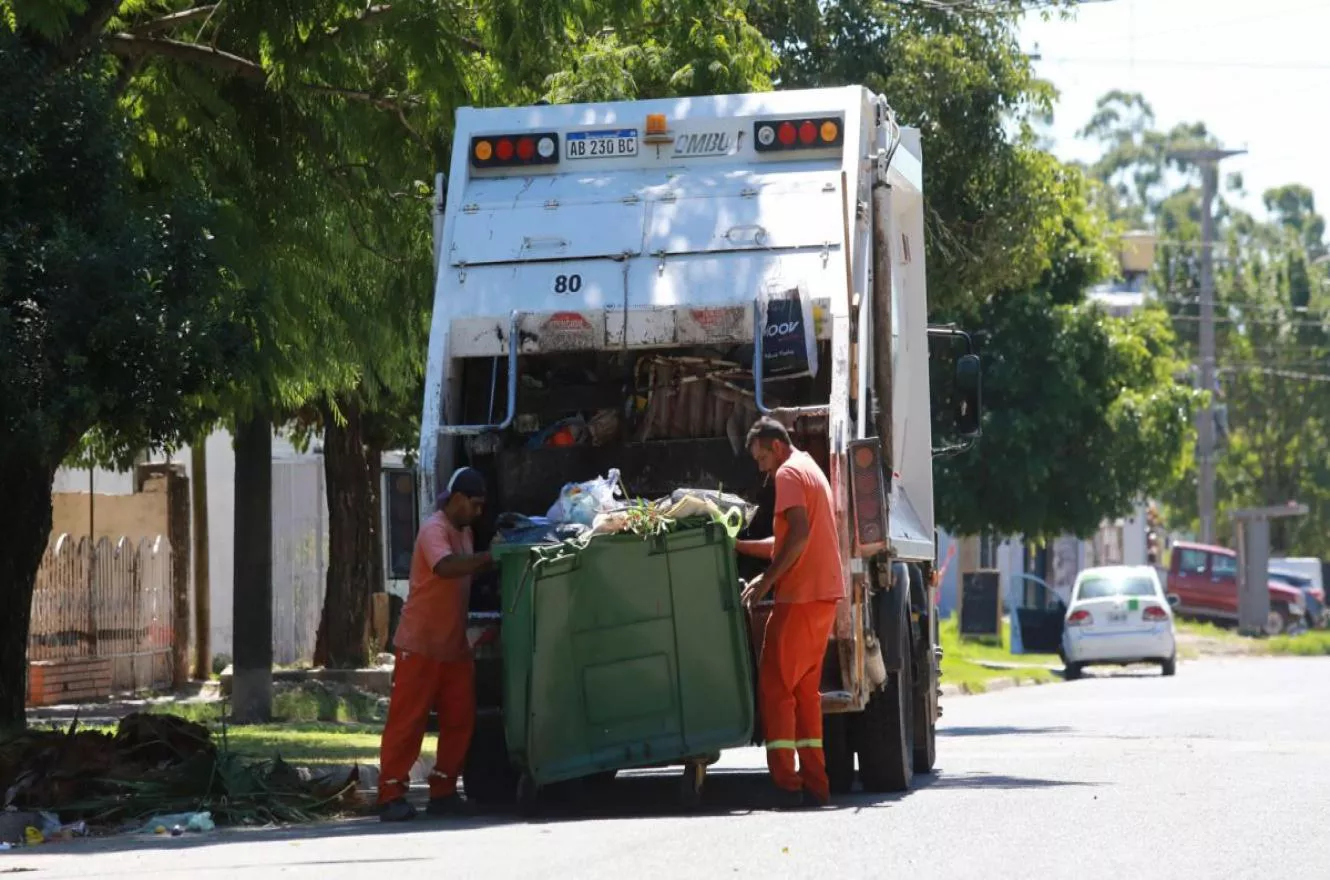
[{"xmin": 1171, "ymin": 146, "xmax": 1245, "ymax": 545}]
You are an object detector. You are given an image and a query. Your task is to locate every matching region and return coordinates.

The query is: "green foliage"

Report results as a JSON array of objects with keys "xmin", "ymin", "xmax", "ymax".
[
  {"xmin": 544, "ymin": 1, "xmax": 775, "ymax": 103},
  {"xmin": 0, "ymin": 33, "xmax": 250, "ymax": 471},
  {"xmin": 937, "ymin": 294, "xmax": 1196, "ymax": 538}
]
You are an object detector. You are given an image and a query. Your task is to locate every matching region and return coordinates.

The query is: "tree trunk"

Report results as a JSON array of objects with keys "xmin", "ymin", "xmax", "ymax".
[
  {"xmin": 232, "ymin": 410, "xmax": 272, "ymax": 723},
  {"xmin": 317, "ymin": 394, "xmax": 374, "ymax": 669},
  {"xmin": 0, "ymin": 457, "xmax": 56, "ymax": 729},
  {"xmin": 190, "ymin": 439, "xmax": 211, "ymax": 679}
]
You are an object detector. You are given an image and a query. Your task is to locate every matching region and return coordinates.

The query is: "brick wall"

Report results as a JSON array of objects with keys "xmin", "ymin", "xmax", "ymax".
[{"xmin": 26, "ymin": 658, "xmax": 113, "ymax": 707}]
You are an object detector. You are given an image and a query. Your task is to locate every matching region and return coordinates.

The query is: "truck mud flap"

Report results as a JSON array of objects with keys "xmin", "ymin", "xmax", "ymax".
[{"xmin": 874, "ymin": 560, "xmax": 910, "ymax": 674}]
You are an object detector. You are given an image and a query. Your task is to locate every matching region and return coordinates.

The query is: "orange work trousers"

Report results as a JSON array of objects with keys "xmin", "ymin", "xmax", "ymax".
[
  {"xmin": 377, "ymin": 650, "xmax": 475, "ymax": 804},
  {"xmin": 758, "ymin": 599, "xmax": 839, "ymax": 800}
]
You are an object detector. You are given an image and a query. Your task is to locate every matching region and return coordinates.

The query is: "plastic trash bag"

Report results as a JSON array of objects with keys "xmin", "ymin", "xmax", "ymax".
[
  {"xmin": 138, "ymin": 811, "xmax": 214, "ymax": 835},
  {"xmin": 656, "ymin": 489, "xmax": 755, "ymax": 539},
  {"xmin": 546, "ymin": 469, "xmax": 625, "ymax": 526}
]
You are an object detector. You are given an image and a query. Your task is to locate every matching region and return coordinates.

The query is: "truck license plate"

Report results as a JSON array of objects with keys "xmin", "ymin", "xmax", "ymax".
[{"xmin": 566, "ymin": 129, "xmax": 639, "ymax": 160}]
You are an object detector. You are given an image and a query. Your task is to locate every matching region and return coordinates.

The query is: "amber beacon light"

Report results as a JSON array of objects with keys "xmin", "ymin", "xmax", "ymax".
[
  {"xmin": 753, "ymin": 116, "xmax": 844, "ymax": 153},
  {"xmin": 470, "ymin": 132, "xmax": 560, "ymax": 169}
]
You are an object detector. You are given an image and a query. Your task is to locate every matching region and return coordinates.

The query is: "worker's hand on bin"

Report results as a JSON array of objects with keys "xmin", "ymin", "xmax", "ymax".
[{"xmin": 741, "ymin": 575, "xmax": 767, "ymax": 608}]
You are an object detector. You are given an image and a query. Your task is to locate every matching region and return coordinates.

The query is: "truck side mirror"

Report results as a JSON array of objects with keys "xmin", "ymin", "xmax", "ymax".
[{"xmin": 955, "ymin": 353, "xmax": 982, "ymax": 437}]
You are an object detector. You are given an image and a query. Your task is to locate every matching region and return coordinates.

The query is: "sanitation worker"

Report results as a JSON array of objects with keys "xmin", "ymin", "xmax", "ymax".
[
  {"xmin": 737, "ymin": 417, "xmax": 844, "ymax": 808},
  {"xmin": 378, "ymin": 467, "xmax": 493, "ymax": 822}
]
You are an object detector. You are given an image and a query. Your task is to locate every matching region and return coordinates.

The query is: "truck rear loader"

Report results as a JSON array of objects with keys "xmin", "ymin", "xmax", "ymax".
[{"xmin": 417, "ymin": 85, "xmax": 983, "ymax": 803}]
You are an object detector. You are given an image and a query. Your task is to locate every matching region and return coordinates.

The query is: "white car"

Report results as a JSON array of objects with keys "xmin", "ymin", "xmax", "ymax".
[{"xmin": 1061, "ymin": 565, "xmax": 1177, "ymax": 680}]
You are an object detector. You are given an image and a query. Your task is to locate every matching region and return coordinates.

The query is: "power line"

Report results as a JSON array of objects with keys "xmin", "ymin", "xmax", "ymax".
[
  {"xmin": 1041, "ymin": 56, "xmax": 1330, "ymax": 71},
  {"xmin": 1219, "ymin": 365, "xmax": 1330, "ymax": 383},
  {"xmin": 1169, "ymin": 313, "xmax": 1330, "ymax": 330}
]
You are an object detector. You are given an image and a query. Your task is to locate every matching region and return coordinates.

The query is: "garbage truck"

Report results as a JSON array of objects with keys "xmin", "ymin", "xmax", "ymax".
[{"xmin": 417, "ymin": 85, "xmax": 983, "ymax": 804}]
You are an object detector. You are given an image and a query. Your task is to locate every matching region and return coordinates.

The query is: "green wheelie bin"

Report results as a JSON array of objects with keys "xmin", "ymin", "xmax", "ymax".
[{"xmin": 493, "ymin": 519, "xmax": 754, "ymax": 809}]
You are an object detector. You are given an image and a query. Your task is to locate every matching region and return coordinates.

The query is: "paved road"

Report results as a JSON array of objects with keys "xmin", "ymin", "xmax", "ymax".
[{"xmin": 8, "ymin": 657, "xmax": 1329, "ymax": 879}]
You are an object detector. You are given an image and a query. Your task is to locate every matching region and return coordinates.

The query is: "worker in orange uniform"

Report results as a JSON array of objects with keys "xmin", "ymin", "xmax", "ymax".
[
  {"xmin": 378, "ymin": 467, "xmax": 494, "ymax": 822},
  {"xmin": 737, "ymin": 417, "xmax": 845, "ymax": 808}
]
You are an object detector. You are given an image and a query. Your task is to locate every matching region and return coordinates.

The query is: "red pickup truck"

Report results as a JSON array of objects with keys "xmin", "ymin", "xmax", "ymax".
[{"xmin": 1163, "ymin": 541, "xmax": 1307, "ymax": 635}]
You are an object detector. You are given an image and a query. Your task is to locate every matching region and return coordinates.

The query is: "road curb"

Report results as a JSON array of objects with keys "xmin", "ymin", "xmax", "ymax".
[{"xmin": 941, "ymin": 675, "xmax": 1062, "ymax": 698}]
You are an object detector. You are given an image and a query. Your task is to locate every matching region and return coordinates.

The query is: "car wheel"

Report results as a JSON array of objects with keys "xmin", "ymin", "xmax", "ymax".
[
  {"xmin": 1064, "ymin": 662, "xmax": 1083, "ymax": 681},
  {"xmin": 1160, "ymin": 655, "xmax": 1177, "ymax": 677},
  {"xmin": 1264, "ymin": 607, "xmax": 1290, "ymax": 637}
]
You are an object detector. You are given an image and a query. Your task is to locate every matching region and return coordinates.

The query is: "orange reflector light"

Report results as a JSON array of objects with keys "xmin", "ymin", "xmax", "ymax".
[
  {"xmin": 821, "ymin": 121, "xmax": 839, "ymax": 142},
  {"xmin": 646, "ymin": 114, "xmax": 668, "ymax": 135},
  {"xmin": 474, "ymin": 139, "xmax": 493, "ymax": 161}
]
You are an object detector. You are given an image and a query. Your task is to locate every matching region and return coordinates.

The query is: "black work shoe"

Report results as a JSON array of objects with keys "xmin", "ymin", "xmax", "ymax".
[
  {"xmin": 760, "ymin": 786, "xmax": 807, "ymax": 810},
  {"xmin": 802, "ymin": 790, "xmax": 831, "ymax": 808},
  {"xmin": 379, "ymin": 798, "xmax": 418, "ymax": 822},
  {"xmin": 425, "ymin": 794, "xmax": 474, "ymax": 816}
]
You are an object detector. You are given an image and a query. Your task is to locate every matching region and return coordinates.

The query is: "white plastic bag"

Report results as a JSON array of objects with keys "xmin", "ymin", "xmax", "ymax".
[
  {"xmin": 546, "ymin": 468, "xmax": 625, "ymax": 526},
  {"xmin": 138, "ymin": 811, "xmax": 214, "ymax": 834}
]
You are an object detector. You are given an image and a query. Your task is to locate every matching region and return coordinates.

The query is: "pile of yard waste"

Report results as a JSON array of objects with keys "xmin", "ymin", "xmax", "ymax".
[
  {"xmin": 493, "ymin": 470, "xmax": 757, "ymax": 547},
  {"xmin": 0, "ymin": 713, "xmax": 359, "ymax": 841}
]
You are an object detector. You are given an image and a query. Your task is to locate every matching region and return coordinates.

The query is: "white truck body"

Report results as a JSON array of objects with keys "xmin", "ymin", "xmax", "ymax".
[{"xmin": 421, "ymin": 85, "xmax": 935, "ymax": 562}]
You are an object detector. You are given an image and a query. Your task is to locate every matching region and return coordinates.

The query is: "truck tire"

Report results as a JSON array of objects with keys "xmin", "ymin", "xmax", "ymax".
[
  {"xmin": 912, "ymin": 632, "xmax": 938, "ymax": 774},
  {"xmin": 853, "ymin": 600, "xmax": 914, "ymax": 793},
  {"xmin": 463, "ymin": 713, "xmax": 518, "ymax": 806},
  {"xmin": 823, "ymin": 712, "xmax": 855, "ymax": 795},
  {"xmin": 1264, "ymin": 606, "xmax": 1290, "ymax": 637},
  {"xmin": 909, "ymin": 565, "xmax": 937, "ymax": 775}
]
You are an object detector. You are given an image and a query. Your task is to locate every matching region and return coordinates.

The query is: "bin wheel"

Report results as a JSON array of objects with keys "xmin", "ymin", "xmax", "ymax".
[
  {"xmin": 462, "ymin": 713, "xmax": 518, "ymax": 806},
  {"xmin": 680, "ymin": 762, "xmax": 705, "ymax": 810},
  {"xmin": 584, "ymin": 770, "xmax": 618, "ymax": 791},
  {"xmin": 516, "ymin": 773, "xmax": 540, "ymax": 816},
  {"xmin": 823, "ymin": 713, "xmax": 855, "ymax": 795}
]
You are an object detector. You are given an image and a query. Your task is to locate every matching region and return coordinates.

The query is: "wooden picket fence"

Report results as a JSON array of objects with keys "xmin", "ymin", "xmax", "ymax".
[{"xmin": 27, "ymin": 534, "xmax": 174, "ymax": 705}]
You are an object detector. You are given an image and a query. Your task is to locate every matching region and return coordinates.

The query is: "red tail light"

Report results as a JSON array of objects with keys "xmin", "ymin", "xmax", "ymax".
[
  {"xmin": 847, "ymin": 438, "xmax": 889, "ymax": 557},
  {"xmin": 1067, "ymin": 609, "xmax": 1093, "ymax": 627},
  {"xmin": 1142, "ymin": 605, "xmax": 1169, "ymax": 622}
]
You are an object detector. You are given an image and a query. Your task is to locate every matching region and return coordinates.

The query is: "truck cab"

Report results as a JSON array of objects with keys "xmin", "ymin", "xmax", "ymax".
[{"xmin": 419, "ymin": 86, "xmax": 980, "ymax": 801}]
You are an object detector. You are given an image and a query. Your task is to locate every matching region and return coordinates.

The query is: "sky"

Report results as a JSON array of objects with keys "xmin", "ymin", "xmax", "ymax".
[{"xmin": 1019, "ymin": 0, "xmax": 1330, "ymax": 222}]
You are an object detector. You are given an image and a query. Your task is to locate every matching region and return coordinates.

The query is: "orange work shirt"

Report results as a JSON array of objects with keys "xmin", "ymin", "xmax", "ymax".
[
  {"xmin": 392, "ymin": 511, "xmax": 475, "ymax": 662},
  {"xmin": 772, "ymin": 448, "xmax": 845, "ymax": 603}
]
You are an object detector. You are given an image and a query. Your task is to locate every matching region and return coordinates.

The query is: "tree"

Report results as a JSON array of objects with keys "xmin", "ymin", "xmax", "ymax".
[
  {"xmin": 936, "ymin": 297, "xmax": 1195, "ymax": 538},
  {"xmin": 0, "ymin": 34, "xmax": 249, "ymax": 726},
  {"xmin": 6, "ymin": 0, "xmax": 783, "ymax": 686}
]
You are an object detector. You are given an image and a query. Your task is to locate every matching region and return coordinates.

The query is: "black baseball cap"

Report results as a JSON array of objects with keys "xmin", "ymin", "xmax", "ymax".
[{"xmin": 436, "ymin": 467, "xmax": 486, "ymax": 509}]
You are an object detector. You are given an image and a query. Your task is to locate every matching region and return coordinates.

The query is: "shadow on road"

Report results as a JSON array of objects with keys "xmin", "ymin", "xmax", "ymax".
[
  {"xmin": 9, "ymin": 767, "xmax": 933, "ymax": 859},
  {"xmin": 915, "ymin": 771, "xmax": 1100, "ymax": 791},
  {"xmin": 10, "ymin": 763, "xmax": 1107, "ymax": 861},
  {"xmin": 939, "ymin": 725, "xmax": 1074, "ymax": 738}
]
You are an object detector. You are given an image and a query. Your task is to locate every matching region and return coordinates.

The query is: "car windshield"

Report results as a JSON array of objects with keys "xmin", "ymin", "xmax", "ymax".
[{"xmin": 1077, "ymin": 575, "xmax": 1158, "ymax": 600}]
